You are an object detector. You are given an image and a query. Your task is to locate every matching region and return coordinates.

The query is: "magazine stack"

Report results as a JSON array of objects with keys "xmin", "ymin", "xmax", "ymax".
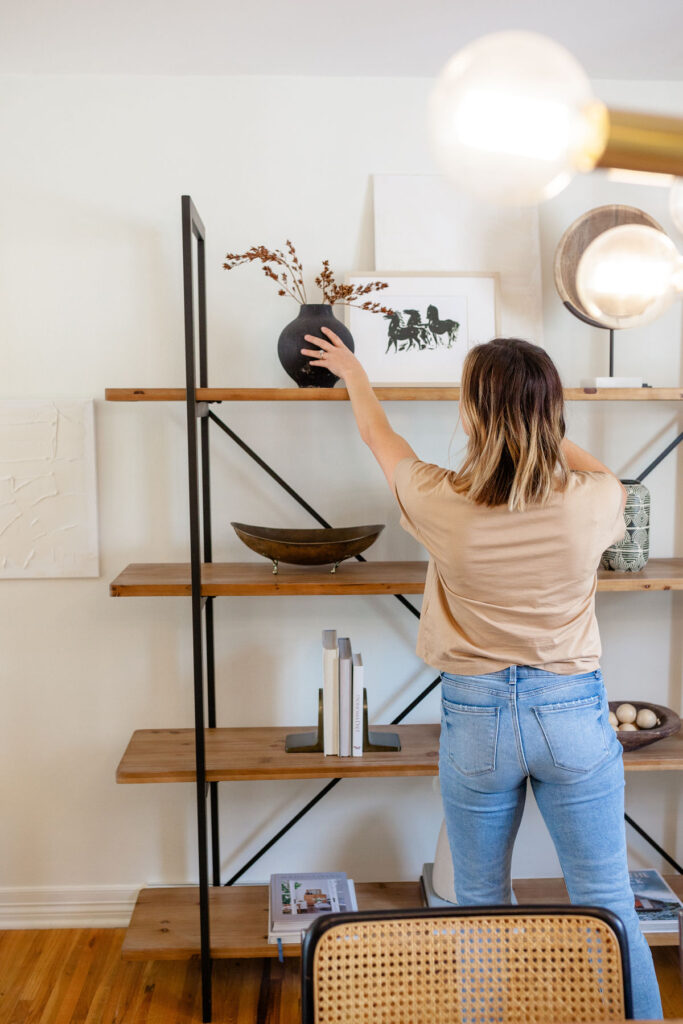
[
  {"xmin": 268, "ymin": 871, "xmax": 358, "ymax": 945},
  {"xmin": 629, "ymin": 869, "xmax": 683, "ymax": 933}
]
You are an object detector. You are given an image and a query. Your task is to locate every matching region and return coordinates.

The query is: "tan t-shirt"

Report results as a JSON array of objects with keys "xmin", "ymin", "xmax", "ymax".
[{"xmin": 393, "ymin": 458, "xmax": 626, "ymax": 675}]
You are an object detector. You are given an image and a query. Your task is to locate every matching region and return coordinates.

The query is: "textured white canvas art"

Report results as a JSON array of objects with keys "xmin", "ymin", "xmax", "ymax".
[
  {"xmin": 373, "ymin": 175, "xmax": 543, "ymax": 344},
  {"xmin": 0, "ymin": 400, "xmax": 99, "ymax": 578}
]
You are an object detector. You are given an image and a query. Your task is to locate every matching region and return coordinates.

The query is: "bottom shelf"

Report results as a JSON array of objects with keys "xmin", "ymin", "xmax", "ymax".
[{"xmin": 122, "ymin": 876, "xmax": 683, "ymax": 960}]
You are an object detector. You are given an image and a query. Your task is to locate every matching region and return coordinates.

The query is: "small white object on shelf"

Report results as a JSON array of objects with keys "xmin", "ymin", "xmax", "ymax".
[
  {"xmin": 580, "ymin": 376, "xmax": 644, "ymax": 388},
  {"xmin": 322, "ymin": 630, "xmax": 339, "ymax": 756},
  {"xmin": 337, "ymin": 638, "xmax": 353, "ymax": 757},
  {"xmin": 352, "ymin": 653, "xmax": 364, "ymax": 757}
]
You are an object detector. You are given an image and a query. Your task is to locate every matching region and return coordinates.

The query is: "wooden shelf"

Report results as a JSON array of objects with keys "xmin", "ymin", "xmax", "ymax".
[
  {"xmin": 105, "ymin": 386, "xmax": 683, "ymax": 402},
  {"xmin": 117, "ymin": 725, "xmax": 439, "ymax": 783},
  {"xmin": 110, "ymin": 559, "xmax": 683, "ymax": 597},
  {"xmin": 121, "ymin": 875, "xmax": 683, "ymax": 960},
  {"xmin": 122, "ymin": 882, "xmax": 422, "ymax": 960},
  {"xmin": 110, "ymin": 561, "xmax": 428, "ymax": 596},
  {"xmin": 116, "ymin": 724, "xmax": 683, "ymax": 784}
]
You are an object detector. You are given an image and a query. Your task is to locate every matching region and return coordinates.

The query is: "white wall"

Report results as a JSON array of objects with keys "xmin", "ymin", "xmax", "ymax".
[{"xmin": 0, "ymin": 74, "xmax": 681, "ymax": 915}]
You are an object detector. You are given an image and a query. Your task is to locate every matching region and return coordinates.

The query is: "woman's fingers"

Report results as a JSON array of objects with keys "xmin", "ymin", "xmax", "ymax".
[
  {"xmin": 320, "ymin": 326, "xmax": 344, "ymax": 346},
  {"xmin": 303, "ymin": 333, "xmax": 333, "ymax": 350}
]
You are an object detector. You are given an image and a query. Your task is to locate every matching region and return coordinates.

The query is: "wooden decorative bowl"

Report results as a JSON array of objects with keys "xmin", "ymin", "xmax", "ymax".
[
  {"xmin": 608, "ymin": 701, "xmax": 681, "ymax": 751},
  {"xmin": 231, "ymin": 523, "xmax": 385, "ymax": 573}
]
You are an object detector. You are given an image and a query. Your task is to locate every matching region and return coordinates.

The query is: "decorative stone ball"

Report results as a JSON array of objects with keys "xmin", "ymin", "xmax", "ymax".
[
  {"xmin": 615, "ymin": 703, "xmax": 637, "ymax": 724},
  {"xmin": 635, "ymin": 707, "xmax": 658, "ymax": 729}
]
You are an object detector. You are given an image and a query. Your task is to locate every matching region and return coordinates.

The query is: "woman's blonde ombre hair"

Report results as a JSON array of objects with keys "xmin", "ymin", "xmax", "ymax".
[{"xmin": 454, "ymin": 338, "xmax": 569, "ymax": 511}]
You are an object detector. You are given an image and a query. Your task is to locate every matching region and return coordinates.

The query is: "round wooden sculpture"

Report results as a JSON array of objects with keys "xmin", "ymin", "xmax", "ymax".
[{"xmin": 554, "ymin": 205, "xmax": 665, "ymax": 328}]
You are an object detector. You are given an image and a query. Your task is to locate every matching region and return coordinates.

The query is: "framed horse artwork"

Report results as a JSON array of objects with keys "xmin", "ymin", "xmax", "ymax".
[{"xmin": 345, "ymin": 272, "xmax": 498, "ymax": 385}]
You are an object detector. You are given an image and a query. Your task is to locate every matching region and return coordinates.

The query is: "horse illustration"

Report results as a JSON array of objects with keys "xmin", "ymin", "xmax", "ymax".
[
  {"xmin": 384, "ymin": 306, "xmax": 459, "ymax": 353},
  {"xmin": 384, "ymin": 310, "xmax": 430, "ymax": 353},
  {"xmin": 425, "ymin": 305, "xmax": 459, "ymax": 348}
]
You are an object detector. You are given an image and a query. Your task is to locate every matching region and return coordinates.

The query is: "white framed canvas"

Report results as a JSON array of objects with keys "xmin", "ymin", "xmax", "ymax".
[
  {"xmin": 0, "ymin": 399, "xmax": 99, "ymax": 578},
  {"xmin": 373, "ymin": 175, "xmax": 542, "ymax": 344},
  {"xmin": 346, "ymin": 272, "xmax": 498, "ymax": 385}
]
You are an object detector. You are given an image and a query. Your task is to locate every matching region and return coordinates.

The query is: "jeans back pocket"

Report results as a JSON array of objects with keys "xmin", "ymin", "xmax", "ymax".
[
  {"xmin": 442, "ymin": 697, "xmax": 500, "ymax": 776},
  {"xmin": 532, "ymin": 694, "xmax": 609, "ymax": 773}
]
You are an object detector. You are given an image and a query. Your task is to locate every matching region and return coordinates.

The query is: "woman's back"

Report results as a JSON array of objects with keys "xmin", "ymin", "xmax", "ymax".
[{"xmin": 394, "ymin": 457, "xmax": 625, "ymax": 675}]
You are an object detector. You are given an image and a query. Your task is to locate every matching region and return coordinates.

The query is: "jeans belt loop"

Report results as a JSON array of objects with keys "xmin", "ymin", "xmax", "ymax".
[{"xmin": 509, "ymin": 664, "xmax": 517, "ymax": 686}]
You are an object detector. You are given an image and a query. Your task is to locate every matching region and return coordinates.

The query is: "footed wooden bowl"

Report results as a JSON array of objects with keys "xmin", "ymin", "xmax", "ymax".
[
  {"xmin": 231, "ymin": 523, "xmax": 384, "ymax": 573},
  {"xmin": 608, "ymin": 701, "xmax": 681, "ymax": 751}
]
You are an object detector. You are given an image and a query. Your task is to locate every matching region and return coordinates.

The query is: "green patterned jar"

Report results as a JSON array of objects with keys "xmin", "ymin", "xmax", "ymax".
[{"xmin": 600, "ymin": 479, "xmax": 650, "ymax": 572}]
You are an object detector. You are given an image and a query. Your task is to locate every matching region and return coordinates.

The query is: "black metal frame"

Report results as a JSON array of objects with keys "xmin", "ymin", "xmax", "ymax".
[
  {"xmin": 179, "ymin": 196, "xmax": 681, "ymax": 1021},
  {"xmin": 300, "ymin": 904, "xmax": 634, "ymax": 1023}
]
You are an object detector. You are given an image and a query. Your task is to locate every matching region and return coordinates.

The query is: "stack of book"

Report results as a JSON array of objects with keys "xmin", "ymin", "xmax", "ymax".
[
  {"xmin": 421, "ymin": 863, "xmax": 681, "ymax": 935},
  {"xmin": 268, "ymin": 871, "xmax": 357, "ymax": 945},
  {"xmin": 322, "ymin": 629, "xmax": 364, "ymax": 757},
  {"xmin": 629, "ymin": 868, "xmax": 683, "ymax": 933}
]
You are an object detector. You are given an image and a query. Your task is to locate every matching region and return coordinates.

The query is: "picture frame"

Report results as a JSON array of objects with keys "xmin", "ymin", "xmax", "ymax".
[{"xmin": 345, "ymin": 271, "xmax": 499, "ymax": 386}]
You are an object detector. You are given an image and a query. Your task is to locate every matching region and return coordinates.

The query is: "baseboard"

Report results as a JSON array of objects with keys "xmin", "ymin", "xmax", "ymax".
[{"xmin": 0, "ymin": 885, "xmax": 141, "ymax": 929}]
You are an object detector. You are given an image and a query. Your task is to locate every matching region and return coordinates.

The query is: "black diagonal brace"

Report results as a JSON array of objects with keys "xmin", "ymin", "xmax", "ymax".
[
  {"xmin": 625, "ymin": 813, "xmax": 683, "ymax": 874},
  {"xmin": 636, "ymin": 431, "xmax": 683, "ymax": 483}
]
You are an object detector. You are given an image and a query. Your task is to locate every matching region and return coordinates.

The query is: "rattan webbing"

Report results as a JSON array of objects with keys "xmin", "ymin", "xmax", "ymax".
[{"xmin": 312, "ymin": 913, "xmax": 626, "ymax": 1023}]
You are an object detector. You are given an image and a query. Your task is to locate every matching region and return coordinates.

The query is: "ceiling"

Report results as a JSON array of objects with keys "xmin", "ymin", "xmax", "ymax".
[{"xmin": 1, "ymin": 0, "xmax": 682, "ymax": 79}]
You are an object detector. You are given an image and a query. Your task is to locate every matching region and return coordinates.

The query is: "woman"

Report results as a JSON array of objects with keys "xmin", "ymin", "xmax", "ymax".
[{"xmin": 301, "ymin": 329, "xmax": 663, "ymax": 1020}]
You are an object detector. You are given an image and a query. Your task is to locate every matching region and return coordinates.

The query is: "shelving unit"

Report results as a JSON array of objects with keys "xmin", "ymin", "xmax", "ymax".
[{"xmin": 108, "ymin": 197, "xmax": 683, "ymax": 1022}]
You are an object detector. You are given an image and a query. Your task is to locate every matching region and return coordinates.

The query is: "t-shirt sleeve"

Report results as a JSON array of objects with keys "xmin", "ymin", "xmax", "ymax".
[
  {"xmin": 392, "ymin": 457, "xmax": 447, "ymax": 543},
  {"xmin": 596, "ymin": 473, "xmax": 627, "ymax": 546}
]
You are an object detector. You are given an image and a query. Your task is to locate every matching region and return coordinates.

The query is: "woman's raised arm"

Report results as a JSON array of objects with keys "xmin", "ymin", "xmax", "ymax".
[{"xmin": 301, "ymin": 326, "xmax": 416, "ymax": 489}]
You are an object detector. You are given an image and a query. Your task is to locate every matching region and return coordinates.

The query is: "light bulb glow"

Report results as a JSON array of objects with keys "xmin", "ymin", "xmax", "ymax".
[
  {"xmin": 670, "ymin": 178, "xmax": 683, "ymax": 234},
  {"xmin": 454, "ymin": 90, "xmax": 571, "ymax": 162},
  {"xmin": 577, "ymin": 224, "xmax": 683, "ymax": 328},
  {"xmin": 429, "ymin": 31, "xmax": 608, "ymax": 205}
]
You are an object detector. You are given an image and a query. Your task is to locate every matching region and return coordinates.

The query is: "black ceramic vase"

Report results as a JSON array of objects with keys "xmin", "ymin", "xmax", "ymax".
[{"xmin": 277, "ymin": 304, "xmax": 354, "ymax": 387}]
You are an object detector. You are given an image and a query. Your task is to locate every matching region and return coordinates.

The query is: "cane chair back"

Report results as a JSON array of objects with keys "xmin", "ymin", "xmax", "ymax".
[{"xmin": 301, "ymin": 905, "xmax": 633, "ymax": 1023}]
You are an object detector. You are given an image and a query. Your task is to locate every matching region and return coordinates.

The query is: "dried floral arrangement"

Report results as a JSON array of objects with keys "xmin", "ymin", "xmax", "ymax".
[{"xmin": 222, "ymin": 241, "xmax": 395, "ymax": 315}]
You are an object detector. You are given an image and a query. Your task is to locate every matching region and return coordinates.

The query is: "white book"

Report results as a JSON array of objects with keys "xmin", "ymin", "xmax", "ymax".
[
  {"xmin": 337, "ymin": 638, "xmax": 353, "ymax": 757},
  {"xmin": 629, "ymin": 869, "xmax": 682, "ymax": 933},
  {"xmin": 322, "ymin": 630, "xmax": 339, "ymax": 756},
  {"xmin": 352, "ymin": 653, "xmax": 364, "ymax": 757},
  {"xmin": 268, "ymin": 872, "xmax": 357, "ymax": 944}
]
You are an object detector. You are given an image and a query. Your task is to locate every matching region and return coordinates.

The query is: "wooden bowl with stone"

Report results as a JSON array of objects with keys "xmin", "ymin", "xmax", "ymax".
[
  {"xmin": 231, "ymin": 523, "xmax": 384, "ymax": 574},
  {"xmin": 608, "ymin": 701, "xmax": 681, "ymax": 751}
]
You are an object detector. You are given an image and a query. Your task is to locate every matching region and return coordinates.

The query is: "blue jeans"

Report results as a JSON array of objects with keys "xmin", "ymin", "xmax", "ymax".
[{"xmin": 440, "ymin": 666, "xmax": 663, "ymax": 1021}]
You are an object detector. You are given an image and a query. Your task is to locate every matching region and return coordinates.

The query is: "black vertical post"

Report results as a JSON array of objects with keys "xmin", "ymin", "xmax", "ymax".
[
  {"xmin": 181, "ymin": 195, "xmax": 212, "ymax": 1023},
  {"xmin": 196, "ymin": 226, "xmax": 221, "ymax": 887},
  {"xmin": 609, "ymin": 328, "xmax": 615, "ymax": 377}
]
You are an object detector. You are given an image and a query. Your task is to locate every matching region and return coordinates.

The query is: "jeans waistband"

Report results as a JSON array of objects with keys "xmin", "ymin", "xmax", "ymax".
[{"xmin": 441, "ymin": 666, "xmax": 601, "ymax": 685}]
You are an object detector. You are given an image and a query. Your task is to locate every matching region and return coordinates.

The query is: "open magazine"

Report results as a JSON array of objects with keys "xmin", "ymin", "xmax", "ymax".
[
  {"xmin": 268, "ymin": 872, "xmax": 357, "ymax": 944},
  {"xmin": 629, "ymin": 869, "xmax": 682, "ymax": 933}
]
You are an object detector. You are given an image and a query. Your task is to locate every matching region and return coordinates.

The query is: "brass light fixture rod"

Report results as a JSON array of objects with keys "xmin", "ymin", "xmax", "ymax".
[{"xmin": 598, "ymin": 109, "xmax": 683, "ymax": 176}]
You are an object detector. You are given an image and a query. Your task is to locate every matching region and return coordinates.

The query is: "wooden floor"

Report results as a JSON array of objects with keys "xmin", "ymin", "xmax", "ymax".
[{"xmin": 1, "ymin": 927, "xmax": 681, "ymax": 1023}]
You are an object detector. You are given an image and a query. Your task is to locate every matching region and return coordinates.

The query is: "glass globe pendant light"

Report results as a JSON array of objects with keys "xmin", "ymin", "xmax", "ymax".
[
  {"xmin": 670, "ymin": 178, "xmax": 683, "ymax": 234},
  {"xmin": 428, "ymin": 31, "xmax": 607, "ymax": 205},
  {"xmin": 429, "ymin": 31, "xmax": 683, "ymax": 205},
  {"xmin": 576, "ymin": 224, "xmax": 683, "ymax": 329}
]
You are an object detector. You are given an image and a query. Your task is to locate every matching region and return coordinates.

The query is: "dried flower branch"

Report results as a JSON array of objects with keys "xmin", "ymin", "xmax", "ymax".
[{"xmin": 223, "ymin": 242, "xmax": 395, "ymax": 316}]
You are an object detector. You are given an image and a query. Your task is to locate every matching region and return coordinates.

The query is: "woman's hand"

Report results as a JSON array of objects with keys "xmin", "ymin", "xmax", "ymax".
[{"xmin": 301, "ymin": 327, "xmax": 365, "ymax": 383}]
